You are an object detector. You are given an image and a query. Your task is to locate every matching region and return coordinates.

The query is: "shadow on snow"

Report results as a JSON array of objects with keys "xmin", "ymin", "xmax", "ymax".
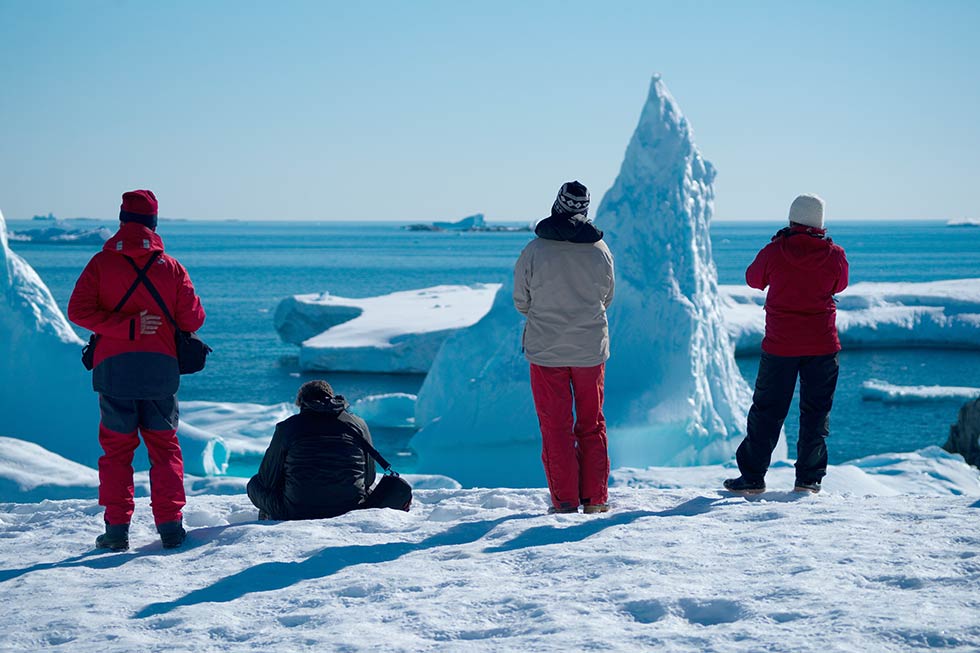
[{"xmin": 135, "ymin": 495, "xmax": 740, "ymax": 618}]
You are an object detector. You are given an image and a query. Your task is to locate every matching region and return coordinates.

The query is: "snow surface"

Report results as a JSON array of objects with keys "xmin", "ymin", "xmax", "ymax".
[
  {"xmin": 414, "ymin": 75, "xmax": 754, "ymax": 487},
  {"xmin": 1, "ymin": 463, "xmax": 979, "ymax": 652},
  {"xmin": 275, "ymin": 284, "xmax": 500, "ymax": 372},
  {"xmin": 947, "ymin": 218, "xmax": 980, "ymax": 227},
  {"xmin": 721, "ymin": 279, "xmax": 980, "ymax": 354},
  {"xmin": 0, "ymin": 209, "xmax": 228, "ymax": 476},
  {"xmin": 861, "ymin": 380, "xmax": 980, "ymax": 403}
]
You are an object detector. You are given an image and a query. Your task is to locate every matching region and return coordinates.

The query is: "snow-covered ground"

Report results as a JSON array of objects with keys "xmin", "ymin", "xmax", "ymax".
[{"xmin": 2, "ymin": 477, "xmax": 979, "ymax": 652}]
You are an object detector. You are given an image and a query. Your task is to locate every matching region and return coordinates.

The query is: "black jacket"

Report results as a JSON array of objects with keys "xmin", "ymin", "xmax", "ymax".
[{"xmin": 247, "ymin": 395, "xmax": 377, "ymax": 520}]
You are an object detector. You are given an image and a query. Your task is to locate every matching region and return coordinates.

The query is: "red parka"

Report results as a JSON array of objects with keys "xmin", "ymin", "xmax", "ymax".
[
  {"xmin": 68, "ymin": 223, "xmax": 206, "ymax": 399},
  {"xmin": 745, "ymin": 225, "xmax": 849, "ymax": 357}
]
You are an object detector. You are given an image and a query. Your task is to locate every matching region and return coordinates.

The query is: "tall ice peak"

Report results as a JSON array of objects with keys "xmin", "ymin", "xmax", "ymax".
[{"xmin": 412, "ymin": 76, "xmax": 762, "ymax": 486}]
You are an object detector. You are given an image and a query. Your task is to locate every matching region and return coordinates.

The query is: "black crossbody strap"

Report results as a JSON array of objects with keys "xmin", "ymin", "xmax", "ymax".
[
  {"xmin": 122, "ymin": 255, "xmax": 179, "ymax": 329},
  {"xmin": 343, "ymin": 415, "xmax": 398, "ymax": 476},
  {"xmin": 112, "ymin": 251, "xmax": 162, "ymax": 313}
]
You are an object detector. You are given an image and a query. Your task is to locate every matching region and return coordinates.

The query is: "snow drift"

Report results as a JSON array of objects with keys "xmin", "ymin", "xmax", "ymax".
[
  {"xmin": 413, "ymin": 76, "xmax": 754, "ymax": 486},
  {"xmin": 0, "ymin": 209, "xmax": 228, "ymax": 475}
]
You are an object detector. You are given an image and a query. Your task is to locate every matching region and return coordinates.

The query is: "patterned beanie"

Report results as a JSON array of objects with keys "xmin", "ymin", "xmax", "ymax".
[
  {"xmin": 120, "ymin": 189, "xmax": 159, "ymax": 230},
  {"xmin": 552, "ymin": 181, "xmax": 590, "ymax": 217},
  {"xmin": 788, "ymin": 194, "xmax": 824, "ymax": 229}
]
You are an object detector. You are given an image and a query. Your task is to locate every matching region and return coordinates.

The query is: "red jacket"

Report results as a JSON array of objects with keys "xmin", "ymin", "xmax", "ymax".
[
  {"xmin": 745, "ymin": 225, "xmax": 848, "ymax": 357},
  {"xmin": 68, "ymin": 223, "xmax": 206, "ymax": 398}
]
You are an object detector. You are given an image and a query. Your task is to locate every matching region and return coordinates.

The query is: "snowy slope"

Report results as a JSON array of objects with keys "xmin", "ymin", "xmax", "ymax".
[
  {"xmin": 1, "ymin": 483, "xmax": 978, "ymax": 652},
  {"xmin": 414, "ymin": 76, "xmax": 753, "ymax": 486}
]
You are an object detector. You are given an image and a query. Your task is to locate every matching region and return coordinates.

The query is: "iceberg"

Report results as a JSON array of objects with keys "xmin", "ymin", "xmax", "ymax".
[
  {"xmin": 861, "ymin": 380, "xmax": 980, "ymax": 403},
  {"xmin": 351, "ymin": 393, "xmax": 417, "ymax": 429},
  {"xmin": 413, "ymin": 76, "xmax": 754, "ymax": 486},
  {"xmin": 721, "ymin": 279, "xmax": 980, "ymax": 354},
  {"xmin": 434, "ymin": 213, "xmax": 485, "ymax": 230},
  {"xmin": 275, "ymin": 284, "xmax": 501, "ymax": 373},
  {"xmin": 8, "ymin": 222, "xmax": 111, "ymax": 245},
  {"xmin": 0, "ymin": 209, "xmax": 227, "ymax": 476}
]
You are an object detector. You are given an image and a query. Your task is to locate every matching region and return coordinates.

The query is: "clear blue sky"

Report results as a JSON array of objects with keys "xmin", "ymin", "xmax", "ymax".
[{"xmin": 2, "ymin": 1, "xmax": 978, "ymax": 222}]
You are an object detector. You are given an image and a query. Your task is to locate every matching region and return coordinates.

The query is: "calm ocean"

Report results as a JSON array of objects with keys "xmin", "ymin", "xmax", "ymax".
[{"xmin": 9, "ymin": 219, "xmax": 980, "ymax": 474}]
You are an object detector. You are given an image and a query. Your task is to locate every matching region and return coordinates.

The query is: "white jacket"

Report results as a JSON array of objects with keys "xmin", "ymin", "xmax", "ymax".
[{"xmin": 513, "ymin": 227, "xmax": 614, "ymax": 367}]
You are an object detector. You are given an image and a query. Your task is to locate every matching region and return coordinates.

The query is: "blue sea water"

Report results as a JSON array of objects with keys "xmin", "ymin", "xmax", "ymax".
[{"xmin": 8, "ymin": 219, "xmax": 980, "ymax": 474}]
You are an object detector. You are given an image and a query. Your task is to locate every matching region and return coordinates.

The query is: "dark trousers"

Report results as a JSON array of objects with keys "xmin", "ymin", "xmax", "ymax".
[{"xmin": 735, "ymin": 352, "xmax": 839, "ymax": 484}]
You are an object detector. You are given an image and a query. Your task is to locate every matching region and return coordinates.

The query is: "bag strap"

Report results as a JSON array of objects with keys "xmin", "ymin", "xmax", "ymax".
[
  {"xmin": 112, "ymin": 251, "xmax": 162, "ymax": 313},
  {"xmin": 122, "ymin": 254, "xmax": 179, "ymax": 330},
  {"xmin": 343, "ymin": 415, "xmax": 399, "ymax": 476}
]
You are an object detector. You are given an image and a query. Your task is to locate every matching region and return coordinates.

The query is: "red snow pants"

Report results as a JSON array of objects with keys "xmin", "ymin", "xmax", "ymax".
[
  {"xmin": 98, "ymin": 395, "xmax": 186, "ymax": 526},
  {"xmin": 529, "ymin": 363, "xmax": 609, "ymax": 510}
]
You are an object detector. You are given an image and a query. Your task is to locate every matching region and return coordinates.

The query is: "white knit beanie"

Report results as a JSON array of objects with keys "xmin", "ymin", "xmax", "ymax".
[{"xmin": 788, "ymin": 194, "xmax": 824, "ymax": 229}]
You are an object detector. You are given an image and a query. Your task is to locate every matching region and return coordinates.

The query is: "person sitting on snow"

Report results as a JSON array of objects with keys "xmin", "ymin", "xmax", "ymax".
[
  {"xmin": 247, "ymin": 380, "xmax": 377, "ymax": 520},
  {"xmin": 724, "ymin": 194, "xmax": 849, "ymax": 496}
]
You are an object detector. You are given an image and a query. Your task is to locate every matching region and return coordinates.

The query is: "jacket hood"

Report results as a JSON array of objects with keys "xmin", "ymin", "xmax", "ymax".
[
  {"xmin": 300, "ymin": 394, "xmax": 350, "ymax": 416},
  {"xmin": 534, "ymin": 214, "xmax": 603, "ymax": 243},
  {"xmin": 103, "ymin": 222, "xmax": 165, "ymax": 258},
  {"xmin": 775, "ymin": 224, "xmax": 835, "ymax": 270}
]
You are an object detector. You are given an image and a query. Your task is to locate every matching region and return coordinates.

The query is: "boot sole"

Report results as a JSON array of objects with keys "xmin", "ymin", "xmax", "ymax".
[
  {"xmin": 95, "ymin": 542, "xmax": 129, "ymax": 551},
  {"xmin": 793, "ymin": 486, "xmax": 821, "ymax": 494},
  {"xmin": 725, "ymin": 488, "xmax": 766, "ymax": 496}
]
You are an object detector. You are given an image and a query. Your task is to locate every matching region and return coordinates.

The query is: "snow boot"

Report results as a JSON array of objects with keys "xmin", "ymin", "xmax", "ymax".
[
  {"xmin": 547, "ymin": 505, "xmax": 579, "ymax": 514},
  {"xmin": 157, "ymin": 520, "xmax": 186, "ymax": 549},
  {"xmin": 794, "ymin": 480, "xmax": 822, "ymax": 494},
  {"xmin": 583, "ymin": 503, "xmax": 610, "ymax": 514},
  {"xmin": 723, "ymin": 476, "xmax": 766, "ymax": 495},
  {"xmin": 95, "ymin": 522, "xmax": 130, "ymax": 551}
]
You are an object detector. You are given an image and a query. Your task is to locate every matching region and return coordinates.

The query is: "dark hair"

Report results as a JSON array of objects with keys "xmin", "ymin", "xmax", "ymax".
[{"xmin": 296, "ymin": 380, "xmax": 334, "ymax": 407}]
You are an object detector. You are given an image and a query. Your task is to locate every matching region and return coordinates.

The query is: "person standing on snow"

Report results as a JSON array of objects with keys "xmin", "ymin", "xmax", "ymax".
[
  {"xmin": 513, "ymin": 181, "xmax": 615, "ymax": 514},
  {"xmin": 724, "ymin": 194, "xmax": 849, "ymax": 495},
  {"xmin": 69, "ymin": 190, "xmax": 206, "ymax": 550}
]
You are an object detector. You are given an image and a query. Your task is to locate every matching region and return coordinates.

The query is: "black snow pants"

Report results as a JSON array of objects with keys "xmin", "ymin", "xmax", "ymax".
[{"xmin": 735, "ymin": 351, "xmax": 839, "ymax": 484}]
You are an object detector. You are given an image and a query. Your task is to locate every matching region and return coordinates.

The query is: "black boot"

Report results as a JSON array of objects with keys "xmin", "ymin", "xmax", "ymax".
[
  {"xmin": 157, "ymin": 520, "xmax": 186, "ymax": 549},
  {"xmin": 95, "ymin": 522, "xmax": 130, "ymax": 551},
  {"xmin": 723, "ymin": 476, "xmax": 766, "ymax": 495}
]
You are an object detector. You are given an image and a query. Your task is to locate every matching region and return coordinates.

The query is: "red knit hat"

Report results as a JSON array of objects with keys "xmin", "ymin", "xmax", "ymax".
[{"xmin": 120, "ymin": 189, "xmax": 158, "ymax": 228}]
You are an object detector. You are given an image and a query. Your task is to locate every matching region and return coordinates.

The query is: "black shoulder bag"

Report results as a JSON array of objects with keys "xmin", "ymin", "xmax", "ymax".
[
  {"xmin": 347, "ymin": 422, "xmax": 413, "ymax": 512},
  {"xmin": 81, "ymin": 252, "xmax": 162, "ymax": 370},
  {"xmin": 121, "ymin": 255, "xmax": 212, "ymax": 375}
]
